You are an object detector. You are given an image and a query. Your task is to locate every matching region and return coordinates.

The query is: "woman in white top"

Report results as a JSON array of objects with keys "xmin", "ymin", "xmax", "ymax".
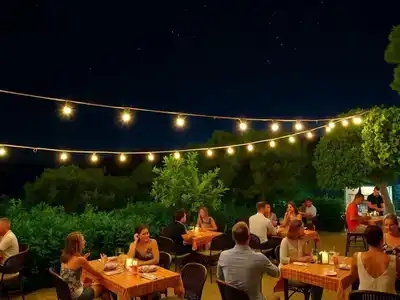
[
  {"xmin": 351, "ymin": 225, "xmax": 400, "ymax": 294},
  {"xmin": 280, "ymin": 220, "xmax": 323, "ymax": 300}
]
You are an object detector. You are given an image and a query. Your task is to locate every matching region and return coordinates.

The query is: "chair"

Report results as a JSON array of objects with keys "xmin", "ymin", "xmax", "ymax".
[
  {"xmin": 49, "ymin": 268, "xmax": 72, "ymax": 300},
  {"xmin": 249, "ymin": 234, "xmax": 261, "ymax": 250},
  {"xmin": 349, "ymin": 290, "xmax": 400, "ymax": 300},
  {"xmin": 18, "ymin": 244, "xmax": 29, "ymax": 253},
  {"xmin": 343, "ymin": 216, "xmax": 367, "ymax": 256},
  {"xmin": 181, "ymin": 263, "xmax": 207, "ymax": 300},
  {"xmin": 0, "ymin": 247, "xmax": 29, "ymax": 299},
  {"xmin": 159, "ymin": 251, "xmax": 172, "ymax": 270},
  {"xmin": 158, "ymin": 236, "xmax": 190, "ymax": 272},
  {"xmin": 198, "ymin": 234, "xmax": 228, "ymax": 283},
  {"xmin": 275, "ymin": 245, "xmax": 312, "ymax": 299},
  {"xmin": 217, "ymin": 279, "xmax": 250, "ymax": 300}
]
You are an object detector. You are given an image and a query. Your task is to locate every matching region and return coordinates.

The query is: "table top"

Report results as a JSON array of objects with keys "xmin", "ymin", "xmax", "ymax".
[
  {"xmin": 182, "ymin": 230, "xmax": 223, "ymax": 241},
  {"xmin": 276, "ymin": 228, "xmax": 319, "ymax": 240}
]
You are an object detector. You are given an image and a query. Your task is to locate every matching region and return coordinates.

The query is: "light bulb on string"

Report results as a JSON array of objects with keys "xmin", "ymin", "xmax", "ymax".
[
  {"xmin": 90, "ymin": 153, "xmax": 99, "ymax": 163},
  {"xmin": 294, "ymin": 122, "xmax": 304, "ymax": 131},
  {"xmin": 61, "ymin": 103, "xmax": 73, "ymax": 117},
  {"xmin": 59, "ymin": 152, "xmax": 69, "ymax": 162},
  {"xmin": 227, "ymin": 147, "xmax": 235, "ymax": 155},
  {"xmin": 147, "ymin": 153, "xmax": 155, "ymax": 162},
  {"xmin": 352, "ymin": 116, "xmax": 362, "ymax": 125},
  {"xmin": 175, "ymin": 116, "xmax": 186, "ymax": 128},
  {"xmin": 206, "ymin": 149, "xmax": 213, "ymax": 157},
  {"xmin": 342, "ymin": 119, "xmax": 349, "ymax": 127},
  {"xmin": 328, "ymin": 122, "xmax": 335, "ymax": 129},
  {"xmin": 271, "ymin": 123, "xmax": 280, "ymax": 132},
  {"xmin": 120, "ymin": 110, "xmax": 132, "ymax": 124},
  {"xmin": 326, "ymin": 126, "xmax": 332, "ymax": 133},
  {"xmin": 174, "ymin": 152, "xmax": 181, "ymax": 159},
  {"xmin": 238, "ymin": 120, "xmax": 248, "ymax": 132},
  {"xmin": 247, "ymin": 144, "xmax": 254, "ymax": 152},
  {"xmin": 0, "ymin": 147, "xmax": 7, "ymax": 157},
  {"xmin": 119, "ymin": 154, "xmax": 127, "ymax": 163},
  {"xmin": 269, "ymin": 140, "xmax": 276, "ymax": 148},
  {"xmin": 289, "ymin": 136, "xmax": 296, "ymax": 143},
  {"xmin": 306, "ymin": 132, "xmax": 313, "ymax": 139}
]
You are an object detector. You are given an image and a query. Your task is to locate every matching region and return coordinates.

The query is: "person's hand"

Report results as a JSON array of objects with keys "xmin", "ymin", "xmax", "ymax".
[
  {"xmin": 304, "ymin": 256, "xmax": 314, "ymax": 263},
  {"xmin": 364, "ymin": 215, "xmax": 371, "ymax": 220},
  {"xmin": 134, "ymin": 233, "xmax": 139, "ymax": 243},
  {"xmin": 83, "ymin": 252, "xmax": 91, "ymax": 260}
]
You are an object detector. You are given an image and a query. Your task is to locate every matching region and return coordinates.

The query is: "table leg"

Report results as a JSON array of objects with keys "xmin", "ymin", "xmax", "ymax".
[{"xmin": 283, "ymin": 279, "xmax": 289, "ymax": 300}]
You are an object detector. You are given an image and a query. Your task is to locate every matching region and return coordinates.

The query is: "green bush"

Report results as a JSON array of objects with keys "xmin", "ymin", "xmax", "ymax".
[{"xmin": 310, "ymin": 195, "xmax": 345, "ymax": 232}]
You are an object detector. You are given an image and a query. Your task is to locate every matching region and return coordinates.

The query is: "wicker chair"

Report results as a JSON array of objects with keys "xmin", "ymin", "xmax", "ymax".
[
  {"xmin": 349, "ymin": 291, "xmax": 400, "ymax": 300},
  {"xmin": 343, "ymin": 215, "xmax": 367, "ymax": 256},
  {"xmin": 49, "ymin": 268, "xmax": 73, "ymax": 300},
  {"xmin": 158, "ymin": 236, "xmax": 191, "ymax": 272},
  {"xmin": 159, "ymin": 251, "xmax": 173, "ymax": 270},
  {"xmin": 249, "ymin": 233, "xmax": 261, "ymax": 250},
  {"xmin": 217, "ymin": 279, "xmax": 250, "ymax": 300}
]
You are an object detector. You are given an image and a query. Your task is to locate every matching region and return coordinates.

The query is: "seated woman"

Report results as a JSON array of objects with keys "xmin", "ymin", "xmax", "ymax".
[
  {"xmin": 279, "ymin": 220, "xmax": 323, "ymax": 300},
  {"xmin": 196, "ymin": 207, "xmax": 217, "ymax": 231},
  {"xmin": 60, "ymin": 232, "xmax": 110, "ymax": 300},
  {"xmin": 281, "ymin": 201, "xmax": 302, "ymax": 228},
  {"xmin": 351, "ymin": 225, "xmax": 399, "ymax": 294},
  {"xmin": 127, "ymin": 224, "xmax": 159, "ymax": 266},
  {"xmin": 384, "ymin": 214, "xmax": 400, "ymax": 254}
]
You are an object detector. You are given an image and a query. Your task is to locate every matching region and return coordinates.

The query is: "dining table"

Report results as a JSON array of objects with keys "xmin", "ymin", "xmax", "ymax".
[
  {"xmin": 182, "ymin": 230, "xmax": 223, "ymax": 251},
  {"xmin": 82, "ymin": 260, "xmax": 185, "ymax": 300}
]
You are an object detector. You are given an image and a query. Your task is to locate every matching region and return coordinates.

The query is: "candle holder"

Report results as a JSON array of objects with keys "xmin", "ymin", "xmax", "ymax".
[{"xmin": 318, "ymin": 251, "xmax": 329, "ymax": 264}]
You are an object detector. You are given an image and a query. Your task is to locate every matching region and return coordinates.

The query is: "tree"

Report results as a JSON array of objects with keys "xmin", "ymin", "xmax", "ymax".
[
  {"xmin": 385, "ymin": 25, "xmax": 400, "ymax": 93},
  {"xmin": 151, "ymin": 152, "xmax": 229, "ymax": 214}
]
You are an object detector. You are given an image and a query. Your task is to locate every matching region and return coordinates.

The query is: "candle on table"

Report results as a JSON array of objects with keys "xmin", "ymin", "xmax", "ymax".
[{"xmin": 321, "ymin": 251, "xmax": 329, "ymax": 264}]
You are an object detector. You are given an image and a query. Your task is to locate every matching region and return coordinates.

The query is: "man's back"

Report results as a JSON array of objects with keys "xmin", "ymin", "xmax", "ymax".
[
  {"xmin": 0, "ymin": 230, "xmax": 19, "ymax": 264},
  {"xmin": 164, "ymin": 221, "xmax": 186, "ymax": 245},
  {"xmin": 217, "ymin": 245, "xmax": 279, "ymax": 300},
  {"xmin": 249, "ymin": 213, "xmax": 272, "ymax": 243}
]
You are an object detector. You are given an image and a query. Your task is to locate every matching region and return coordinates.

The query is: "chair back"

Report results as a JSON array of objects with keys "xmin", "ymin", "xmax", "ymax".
[
  {"xmin": 160, "ymin": 226, "xmax": 166, "ymax": 236},
  {"xmin": 19, "ymin": 244, "xmax": 30, "ymax": 253},
  {"xmin": 159, "ymin": 251, "xmax": 172, "ymax": 270},
  {"xmin": 49, "ymin": 268, "xmax": 72, "ymax": 300},
  {"xmin": 181, "ymin": 263, "xmax": 207, "ymax": 300},
  {"xmin": 349, "ymin": 291, "xmax": 400, "ymax": 300},
  {"xmin": 217, "ymin": 279, "xmax": 250, "ymax": 300},
  {"xmin": 275, "ymin": 245, "xmax": 280, "ymax": 263},
  {"xmin": 1, "ymin": 248, "xmax": 29, "ymax": 276},
  {"xmin": 249, "ymin": 234, "xmax": 260, "ymax": 250},
  {"xmin": 158, "ymin": 236, "xmax": 177, "ymax": 253},
  {"xmin": 210, "ymin": 234, "xmax": 233, "ymax": 251}
]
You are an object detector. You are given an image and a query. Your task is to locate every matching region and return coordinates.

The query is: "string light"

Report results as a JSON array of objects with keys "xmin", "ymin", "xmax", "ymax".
[
  {"xmin": 62, "ymin": 104, "xmax": 73, "ymax": 117},
  {"xmin": 90, "ymin": 153, "xmax": 99, "ymax": 163},
  {"xmin": 147, "ymin": 153, "xmax": 155, "ymax": 161},
  {"xmin": 175, "ymin": 116, "xmax": 186, "ymax": 128},
  {"xmin": 238, "ymin": 121, "xmax": 248, "ymax": 132},
  {"xmin": 294, "ymin": 122, "xmax": 304, "ymax": 131},
  {"xmin": 174, "ymin": 152, "xmax": 181, "ymax": 159},
  {"xmin": 120, "ymin": 111, "xmax": 132, "ymax": 124},
  {"xmin": 352, "ymin": 116, "xmax": 362, "ymax": 125},
  {"xmin": 59, "ymin": 152, "xmax": 69, "ymax": 162},
  {"xmin": 247, "ymin": 144, "xmax": 254, "ymax": 152},
  {"xmin": 328, "ymin": 122, "xmax": 335, "ymax": 129},
  {"xmin": 271, "ymin": 123, "xmax": 280, "ymax": 132},
  {"xmin": 227, "ymin": 147, "xmax": 235, "ymax": 155},
  {"xmin": 206, "ymin": 149, "xmax": 213, "ymax": 157},
  {"xmin": 289, "ymin": 136, "xmax": 296, "ymax": 143},
  {"xmin": 119, "ymin": 153, "xmax": 127, "ymax": 162},
  {"xmin": 342, "ymin": 119, "xmax": 349, "ymax": 127},
  {"xmin": 306, "ymin": 132, "xmax": 313, "ymax": 139},
  {"xmin": 0, "ymin": 147, "xmax": 7, "ymax": 157},
  {"xmin": 326, "ymin": 126, "xmax": 332, "ymax": 133},
  {"xmin": 269, "ymin": 141, "xmax": 276, "ymax": 148}
]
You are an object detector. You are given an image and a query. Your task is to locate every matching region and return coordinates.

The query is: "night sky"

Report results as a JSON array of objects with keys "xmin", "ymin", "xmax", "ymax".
[{"xmin": 1, "ymin": 0, "xmax": 399, "ymax": 157}]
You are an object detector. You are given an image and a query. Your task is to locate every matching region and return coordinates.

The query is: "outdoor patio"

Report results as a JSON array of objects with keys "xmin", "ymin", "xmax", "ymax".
[{"xmin": 21, "ymin": 232, "xmax": 350, "ymax": 300}]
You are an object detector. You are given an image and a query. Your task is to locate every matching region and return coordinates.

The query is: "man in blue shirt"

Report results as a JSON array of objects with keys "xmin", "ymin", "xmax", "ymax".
[{"xmin": 217, "ymin": 221, "xmax": 280, "ymax": 300}]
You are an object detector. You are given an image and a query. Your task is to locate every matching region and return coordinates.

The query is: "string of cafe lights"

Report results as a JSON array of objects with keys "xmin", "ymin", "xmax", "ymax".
[{"xmin": 0, "ymin": 113, "xmax": 366, "ymax": 163}]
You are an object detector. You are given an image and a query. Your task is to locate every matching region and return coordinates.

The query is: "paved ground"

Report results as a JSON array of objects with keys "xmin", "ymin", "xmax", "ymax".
[{"xmin": 21, "ymin": 232, "xmax": 351, "ymax": 300}]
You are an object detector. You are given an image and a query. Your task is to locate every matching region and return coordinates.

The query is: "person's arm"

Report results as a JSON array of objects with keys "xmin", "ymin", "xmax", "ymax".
[
  {"xmin": 271, "ymin": 213, "xmax": 278, "ymax": 227},
  {"xmin": 349, "ymin": 205, "xmax": 369, "ymax": 221},
  {"xmin": 127, "ymin": 242, "xmax": 136, "ymax": 258},
  {"xmin": 266, "ymin": 218, "xmax": 277, "ymax": 236},
  {"xmin": 281, "ymin": 213, "xmax": 289, "ymax": 227},
  {"xmin": 303, "ymin": 240, "xmax": 311, "ymax": 256},
  {"xmin": 396, "ymin": 256, "xmax": 400, "ymax": 280},
  {"xmin": 310, "ymin": 206, "xmax": 317, "ymax": 217},
  {"xmin": 376, "ymin": 199, "xmax": 385, "ymax": 212},
  {"xmin": 217, "ymin": 254, "xmax": 225, "ymax": 281},
  {"xmin": 138, "ymin": 240, "xmax": 160, "ymax": 266},
  {"xmin": 259, "ymin": 254, "xmax": 280, "ymax": 278},
  {"xmin": 80, "ymin": 257, "xmax": 104, "ymax": 280},
  {"xmin": 296, "ymin": 214, "xmax": 302, "ymax": 221},
  {"xmin": 208, "ymin": 217, "xmax": 218, "ymax": 231},
  {"xmin": 350, "ymin": 252, "xmax": 359, "ymax": 282}
]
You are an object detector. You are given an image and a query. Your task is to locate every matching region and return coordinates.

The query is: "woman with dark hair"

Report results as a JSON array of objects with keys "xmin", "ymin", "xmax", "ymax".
[
  {"xmin": 351, "ymin": 225, "xmax": 399, "ymax": 294},
  {"xmin": 281, "ymin": 201, "xmax": 302, "ymax": 227},
  {"xmin": 60, "ymin": 232, "xmax": 110, "ymax": 300},
  {"xmin": 196, "ymin": 207, "xmax": 217, "ymax": 231},
  {"xmin": 127, "ymin": 224, "xmax": 159, "ymax": 266}
]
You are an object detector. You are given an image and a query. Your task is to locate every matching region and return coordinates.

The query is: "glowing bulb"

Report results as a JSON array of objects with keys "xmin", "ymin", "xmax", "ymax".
[
  {"xmin": 271, "ymin": 123, "xmax": 280, "ymax": 132},
  {"xmin": 120, "ymin": 111, "xmax": 132, "ymax": 124},
  {"xmin": 227, "ymin": 147, "xmax": 234, "ymax": 155},
  {"xmin": 269, "ymin": 141, "xmax": 276, "ymax": 148},
  {"xmin": 175, "ymin": 116, "xmax": 185, "ymax": 128},
  {"xmin": 90, "ymin": 153, "xmax": 99, "ymax": 163},
  {"xmin": 352, "ymin": 116, "xmax": 362, "ymax": 125},
  {"xmin": 326, "ymin": 126, "xmax": 332, "ymax": 133},
  {"xmin": 147, "ymin": 153, "xmax": 155, "ymax": 161},
  {"xmin": 62, "ymin": 104, "xmax": 73, "ymax": 116},
  {"xmin": 174, "ymin": 152, "xmax": 181, "ymax": 159},
  {"xmin": 59, "ymin": 152, "xmax": 69, "ymax": 162},
  {"xmin": 206, "ymin": 149, "xmax": 213, "ymax": 157},
  {"xmin": 0, "ymin": 147, "xmax": 7, "ymax": 157},
  {"xmin": 306, "ymin": 132, "xmax": 313, "ymax": 139},
  {"xmin": 342, "ymin": 119, "xmax": 349, "ymax": 127},
  {"xmin": 238, "ymin": 121, "xmax": 248, "ymax": 132},
  {"xmin": 294, "ymin": 122, "xmax": 303, "ymax": 131},
  {"xmin": 247, "ymin": 144, "xmax": 254, "ymax": 152},
  {"xmin": 119, "ymin": 154, "xmax": 127, "ymax": 162},
  {"xmin": 289, "ymin": 136, "xmax": 296, "ymax": 143},
  {"xmin": 328, "ymin": 122, "xmax": 335, "ymax": 129}
]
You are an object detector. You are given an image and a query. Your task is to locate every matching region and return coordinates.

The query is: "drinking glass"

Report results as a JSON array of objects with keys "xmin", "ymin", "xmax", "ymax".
[{"xmin": 115, "ymin": 247, "xmax": 124, "ymax": 256}]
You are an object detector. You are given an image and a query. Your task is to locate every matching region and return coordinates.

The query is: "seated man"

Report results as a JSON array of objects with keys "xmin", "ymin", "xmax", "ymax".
[
  {"xmin": 300, "ymin": 198, "xmax": 317, "ymax": 227},
  {"xmin": 217, "ymin": 222, "xmax": 280, "ymax": 300},
  {"xmin": 264, "ymin": 202, "xmax": 278, "ymax": 227},
  {"xmin": 0, "ymin": 218, "xmax": 19, "ymax": 265},
  {"xmin": 346, "ymin": 194, "xmax": 370, "ymax": 233},
  {"xmin": 249, "ymin": 202, "xmax": 277, "ymax": 250},
  {"xmin": 164, "ymin": 209, "xmax": 193, "ymax": 254}
]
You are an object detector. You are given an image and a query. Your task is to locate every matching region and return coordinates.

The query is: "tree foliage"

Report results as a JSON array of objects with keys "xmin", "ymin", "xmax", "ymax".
[
  {"xmin": 385, "ymin": 25, "xmax": 400, "ymax": 93},
  {"xmin": 151, "ymin": 152, "xmax": 229, "ymax": 213}
]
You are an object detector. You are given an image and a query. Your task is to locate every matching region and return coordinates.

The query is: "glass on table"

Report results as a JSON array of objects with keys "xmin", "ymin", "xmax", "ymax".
[{"xmin": 115, "ymin": 247, "xmax": 124, "ymax": 256}]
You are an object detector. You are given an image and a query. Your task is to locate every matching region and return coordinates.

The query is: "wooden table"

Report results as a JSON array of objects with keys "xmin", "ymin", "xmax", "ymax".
[
  {"xmin": 182, "ymin": 231, "xmax": 223, "ymax": 250},
  {"xmin": 368, "ymin": 216, "xmax": 384, "ymax": 225},
  {"xmin": 276, "ymin": 257, "xmax": 354, "ymax": 300},
  {"xmin": 82, "ymin": 260, "xmax": 184, "ymax": 300}
]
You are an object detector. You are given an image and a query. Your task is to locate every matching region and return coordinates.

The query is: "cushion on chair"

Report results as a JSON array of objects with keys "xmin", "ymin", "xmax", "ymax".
[{"xmin": 0, "ymin": 272, "xmax": 19, "ymax": 280}]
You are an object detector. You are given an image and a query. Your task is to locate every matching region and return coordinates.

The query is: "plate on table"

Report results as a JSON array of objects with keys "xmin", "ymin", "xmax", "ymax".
[
  {"xmin": 139, "ymin": 265, "xmax": 157, "ymax": 273},
  {"xmin": 324, "ymin": 270, "xmax": 337, "ymax": 276},
  {"xmin": 338, "ymin": 264, "xmax": 351, "ymax": 270}
]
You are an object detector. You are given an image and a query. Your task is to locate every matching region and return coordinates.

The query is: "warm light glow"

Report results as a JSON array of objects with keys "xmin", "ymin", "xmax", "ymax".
[
  {"xmin": 306, "ymin": 132, "xmax": 313, "ymax": 139},
  {"xmin": 90, "ymin": 153, "xmax": 99, "ymax": 163},
  {"xmin": 269, "ymin": 141, "xmax": 276, "ymax": 148},
  {"xmin": 119, "ymin": 154, "xmax": 127, "ymax": 162},
  {"xmin": 294, "ymin": 122, "xmax": 303, "ymax": 131},
  {"xmin": 271, "ymin": 123, "xmax": 280, "ymax": 132},
  {"xmin": 238, "ymin": 121, "xmax": 248, "ymax": 132},
  {"xmin": 227, "ymin": 147, "xmax": 234, "ymax": 155},
  {"xmin": 59, "ymin": 152, "xmax": 69, "ymax": 162},
  {"xmin": 120, "ymin": 111, "xmax": 132, "ymax": 124},
  {"xmin": 174, "ymin": 152, "xmax": 181, "ymax": 159},
  {"xmin": 247, "ymin": 144, "xmax": 254, "ymax": 152},
  {"xmin": 289, "ymin": 136, "xmax": 296, "ymax": 143},
  {"xmin": 326, "ymin": 126, "xmax": 332, "ymax": 133},
  {"xmin": 175, "ymin": 116, "xmax": 186, "ymax": 128},
  {"xmin": 352, "ymin": 116, "xmax": 362, "ymax": 125},
  {"xmin": 206, "ymin": 149, "xmax": 213, "ymax": 157},
  {"xmin": 328, "ymin": 122, "xmax": 335, "ymax": 128},
  {"xmin": 342, "ymin": 119, "xmax": 349, "ymax": 127},
  {"xmin": 62, "ymin": 104, "xmax": 73, "ymax": 116},
  {"xmin": 147, "ymin": 153, "xmax": 155, "ymax": 161},
  {"xmin": 0, "ymin": 147, "xmax": 7, "ymax": 157}
]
